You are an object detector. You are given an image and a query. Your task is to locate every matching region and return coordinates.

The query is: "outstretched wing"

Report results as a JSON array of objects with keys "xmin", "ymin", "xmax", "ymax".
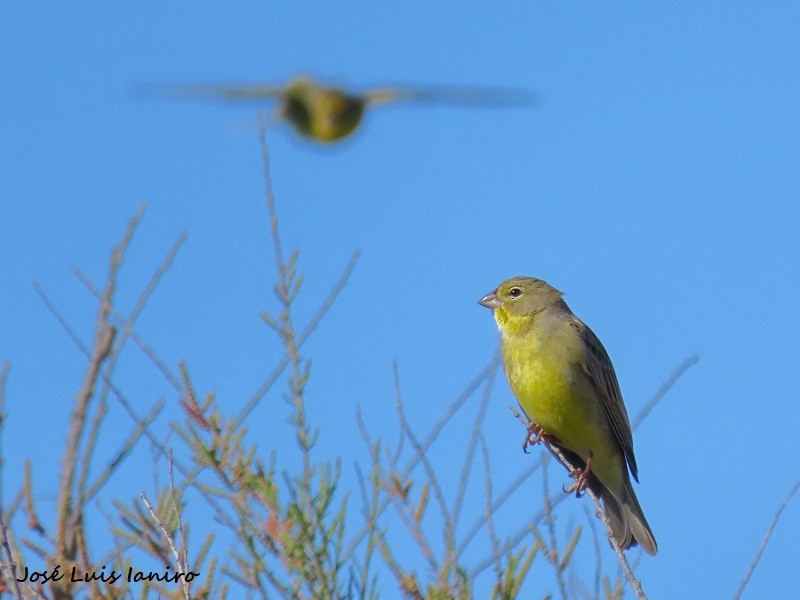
[
  {"xmin": 362, "ymin": 84, "xmax": 537, "ymax": 107},
  {"xmin": 139, "ymin": 82, "xmax": 286, "ymax": 102},
  {"xmin": 570, "ymin": 318, "xmax": 639, "ymax": 481}
]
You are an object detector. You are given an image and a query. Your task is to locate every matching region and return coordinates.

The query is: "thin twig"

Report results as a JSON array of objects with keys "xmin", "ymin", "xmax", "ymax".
[
  {"xmin": 33, "ymin": 281, "xmax": 92, "ymax": 356},
  {"xmin": 37, "ymin": 278, "xmax": 217, "ymax": 512},
  {"xmin": 478, "ymin": 433, "xmax": 502, "ymax": 585},
  {"xmin": 0, "ymin": 368, "xmax": 29, "ymax": 593},
  {"xmin": 33, "ymin": 283, "xmax": 163, "ymax": 436},
  {"xmin": 118, "ymin": 230, "xmax": 186, "ymax": 329},
  {"xmin": 22, "ymin": 460, "xmax": 44, "ymax": 537},
  {"xmin": 733, "ymin": 476, "xmax": 800, "ymax": 600},
  {"xmin": 71, "ymin": 228, "xmax": 187, "ymax": 392},
  {"xmin": 0, "ymin": 547, "xmax": 46, "ymax": 600},
  {"xmin": 168, "ymin": 450, "xmax": 191, "ymax": 600},
  {"xmin": 236, "ymin": 250, "xmax": 360, "ymax": 427},
  {"xmin": 140, "ymin": 491, "xmax": 190, "ymax": 599},
  {"xmin": 355, "ymin": 405, "xmax": 376, "ymax": 469},
  {"xmin": 0, "ymin": 362, "xmax": 9, "ymax": 509},
  {"xmin": 390, "ymin": 363, "xmax": 445, "ymax": 573},
  {"xmin": 353, "ymin": 452, "xmax": 381, "ymax": 598},
  {"xmin": 256, "ymin": 117, "xmax": 323, "ymax": 576},
  {"xmin": 257, "ymin": 110, "xmax": 287, "ymax": 285},
  {"xmin": 392, "ymin": 361, "xmax": 462, "ymax": 591},
  {"xmin": 76, "ymin": 231, "xmax": 184, "ymax": 509},
  {"xmin": 0, "ymin": 506, "xmax": 24, "ymax": 600},
  {"xmin": 343, "ymin": 352, "xmax": 501, "ymax": 563},
  {"xmin": 354, "ymin": 405, "xmax": 385, "ymax": 581},
  {"xmin": 452, "ymin": 348, "xmax": 499, "ymax": 531},
  {"xmin": 541, "ymin": 455, "xmax": 568, "ymax": 600},
  {"xmin": 541, "ymin": 439, "xmax": 647, "ymax": 600},
  {"xmin": 376, "ymin": 531, "xmax": 424, "ymax": 600},
  {"xmin": 76, "ymin": 366, "xmax": 111, "ymax": 511},
  {"xmin": 631, "ymin": 354, "xmax": 699, "ymax": 430},
  {"xmin": 387, "ymin": 493, "xmax": 439, "ymax": 573},
  {"xmin": 457, "ymin": 461, "xmax": 540, "ymax": 559},
  {"xmin": 43, "ymin": 225, "xmax": 240, "ymax": 546},
  {"xmin": 257, "ymin": 110, "xmax": 312, "ymax": 485},
  {"xmin": 2, "ymin": 488, "xmax": 24, "ymax": 542},
  {"xmin": 54, "ymin": 205, "xmax": 134, "ymax": 563},
  {"xmin": 479, "ymin": 407, "xmax": 647, "ymax": 597},
  {"xmin": 77, "ymin": 233, "xmax": 177, "ymax": 506},
  {"xmin": 582, "ymin": 505, "xmax": 602, "ymax": 600},
  {"xmin": 84, "ymin": 401, "xmax": 164, "ymax": 503}
]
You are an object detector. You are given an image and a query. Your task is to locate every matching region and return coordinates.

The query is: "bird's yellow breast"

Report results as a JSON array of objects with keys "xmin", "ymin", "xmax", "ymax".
[
  {"xmin": 502, "ymin": 331, "xmax": 579, "ymax": 432},
  {"xmin": 498, "ymin": 313, "xmax": 610, "ymax": 463}
]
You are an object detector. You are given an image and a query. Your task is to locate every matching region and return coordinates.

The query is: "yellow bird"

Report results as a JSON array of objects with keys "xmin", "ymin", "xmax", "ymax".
[
  {"xmin": 479, "ymin": 276, "xmax": 657, "ymax": 555},
  {"xmin": 153, "ymin": 75, "xmax": 535, "ymax": 142}
]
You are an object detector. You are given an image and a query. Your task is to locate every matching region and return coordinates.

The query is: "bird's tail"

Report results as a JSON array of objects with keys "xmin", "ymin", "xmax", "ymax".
[
  {"xmin": 597, "ymin": 475, "xmax": 658, "ymax": 556},
  {"xmin": 554, "ymin": 446, "xmax": 657, "ymax": 555}
]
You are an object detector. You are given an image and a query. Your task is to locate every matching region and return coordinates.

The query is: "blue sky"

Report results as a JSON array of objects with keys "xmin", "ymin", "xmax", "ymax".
[{"xmin": 2, "ymin": 2, "xmax": 799, "ymax": 598}]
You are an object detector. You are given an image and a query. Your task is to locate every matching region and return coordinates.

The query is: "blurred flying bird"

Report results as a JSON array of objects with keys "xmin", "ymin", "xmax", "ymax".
[{"xmin": 146, "ymin": 75, "xmax": 536, "ymax": 142}]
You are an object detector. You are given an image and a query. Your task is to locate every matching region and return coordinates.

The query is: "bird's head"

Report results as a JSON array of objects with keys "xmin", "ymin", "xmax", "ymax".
[{"xmin": 479, "ymin": 276, "xmax": 563, "ymax": 333}]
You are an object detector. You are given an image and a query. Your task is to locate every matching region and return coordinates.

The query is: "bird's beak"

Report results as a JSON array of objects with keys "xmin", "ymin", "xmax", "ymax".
[{"xmin": 478, "ymin": 291, "xmax": 501, "ymax": 309}]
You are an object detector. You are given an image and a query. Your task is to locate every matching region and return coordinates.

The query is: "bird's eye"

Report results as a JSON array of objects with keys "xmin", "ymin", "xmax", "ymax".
[{"xmin": 508, "ymin": 287, "xmax": 522, "ymax": 298}]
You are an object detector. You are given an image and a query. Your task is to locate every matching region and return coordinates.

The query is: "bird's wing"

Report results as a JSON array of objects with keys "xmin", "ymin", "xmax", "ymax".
[
  {"xmin": 362, "ymin": 85, "xmax": 537, "ymax": 107},
  {"xmin": 141, "ymin": 82, "xmax": 286, "ymax": 102},
  {"xmin": 570, "ymin": 318, "xmax": 639, "ymax": 481}
]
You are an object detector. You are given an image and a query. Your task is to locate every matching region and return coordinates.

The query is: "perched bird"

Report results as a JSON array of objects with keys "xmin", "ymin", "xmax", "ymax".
[
  {"xmin": 479, "ymin": 276, "xmax": 657, "ymax": 555},
  {"xmin": 150, "ymin": 75, "xmax": 535, "ymax": 142}
]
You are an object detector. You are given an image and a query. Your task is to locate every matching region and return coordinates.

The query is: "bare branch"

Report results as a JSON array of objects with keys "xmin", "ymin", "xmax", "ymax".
[
  {"xmin": 168, "ymin": 450, "xmax": 191, "ymax": 600},
  {"xmin": 256, "ymin": 111, "xmax": 312, "ymax": 486},
  {"xmin": 477, "ymin": 433, "xmax": 502, "ymax": 585},
  {"xmin": 33, "ymin": 281, "xmax": 92, "ymax": 356},
  {"xmin": 452, "ymin": 348, "xmax": 499, "ymax": 531},
  {"xmin": 0, "ymin": 361, "xmax": 10, "ymax": 507},
  {"xmin": 540, "ymin": 455, "xmax": 568, "ymax": 600},
  {"xmin": 71, "ymin": 228, "xmax": 187, "ymax": 392},
  {"xmin": 343, "ymin": 352, "xmax": 501, "ymax": 563},
  {"xmin": 631, "ymin": 354, "xmax": 699, "ymax": 430},
  {"xmin": 257, "ymin": 110, "xmax": 287, "ymax": 283},
  {"xmin": 457, "ymin": 461, "xmax": 540, "ymax": 559},
  {"xmin": 84, "ymin": 401, "xmax": 164, "ymax": 502},
  {"xmin": 0, "ymin": 507, "xmax": 24, "ymax": 600},
  {"xmin": 236, "ymin": 249, "xmax": 360, "ymax": 427},
  {"xmin": 390, "ymin": 364, "xmax": 444, "ymax": 570},
  {"xmin": 34, "ymin": 283, "xmax": 171, "ymax": 457},
  {"xmin": 75, "ymin": 230, "xmax": 185, "ymax": 515},
  {"xmin": 582, "ymin": 505, "xmax": 602, "ymax": 600},
  {"xmin": 140, "ymin": 491, "xmax": 190, "ymax": 600},
  {"xmin": 51, "ymin": 206, "xmax": 147, "ymax": 567},
  {"xmin": 540, "ymin": 440, "xmax": 647, "ymax": 600},
  {"xmin": 733, "ymin": 476, "xmax": 800, "ymax": 600}
]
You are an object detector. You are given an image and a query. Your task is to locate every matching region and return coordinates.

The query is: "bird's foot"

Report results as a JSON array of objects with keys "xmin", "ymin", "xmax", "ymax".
[
  {"xmin": 522, "ymin": 421, "xmax": 546, "ymax": 454},
  {"xmin": 563, "ymin": 454, "xmax": 593, "ymax": 498}
]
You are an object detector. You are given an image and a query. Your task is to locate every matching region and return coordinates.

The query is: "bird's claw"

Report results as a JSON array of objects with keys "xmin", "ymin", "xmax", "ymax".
[
  {"xmin": 563, "ymin": 454, "xmax": 593, "ymax": 498},
  {"xmin": 522, "ymin": 421, "xmax": 545, "ymax": 454}
]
